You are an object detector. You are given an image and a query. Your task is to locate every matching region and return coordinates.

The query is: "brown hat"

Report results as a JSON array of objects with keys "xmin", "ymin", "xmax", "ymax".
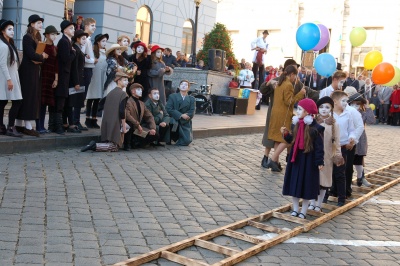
[
  {"xmin": 105, "ymin": 44, "xmax": 128, "ymax": 56},
  {"xmin": 284, "ymin": 59, "xmax": 300, "ymax": 69},
  {"xmin": 263, "ymin": 30, "xmax": 269, "ymax": 35},
  {"xmin": 114, "ymin": 71, "xmax": 130, "ymax": 82}
]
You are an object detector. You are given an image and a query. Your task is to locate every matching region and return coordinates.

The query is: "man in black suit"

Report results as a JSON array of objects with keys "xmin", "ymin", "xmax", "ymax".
[
  {"xmin": 305, "ymin": 68, "xmax": 321, "ymax": 90},
  {"xmin": 54, "ymin": 20, "xmax": 76, "ymax": 134}
]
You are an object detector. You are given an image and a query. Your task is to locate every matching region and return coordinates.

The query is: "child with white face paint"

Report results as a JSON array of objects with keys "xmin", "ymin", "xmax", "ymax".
[
  {"xmin": 309, "ymin": 97, "xmax": 343, "ymax": 212},
  {"xmin": 131, "ymin": 41, "xmax": 152, "ymax": 101},
  {"xmin": 281, "ymin": 98, "xmax": 324, "ymax": 219}
]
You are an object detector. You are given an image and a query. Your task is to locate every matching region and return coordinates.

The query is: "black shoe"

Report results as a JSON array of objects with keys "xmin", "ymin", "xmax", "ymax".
[
  {"xmin": 123, "ymin": 143, "xmax": 131, "ymax": 151},
  {"xmin": 92, "ymin": 119, "xmax": 100, "ymax": 129},
  {"xmin": 337, "ymin": 202, "xmax": 345, "ymax": 207},
  {"xmin": 150, "ymin": 142, "xmax": 165, "ymax": 147},
  {"xmin": 6, "ymin": 126, "xmax": 23, "ymax": 138},
  {"xmin": 85, "ymin": 118, "xmax": 93, "ymax": 128},
  {"xmin": 0, "ymin": 124, "xmax": 6, "ymax": 135},
  {"xmin": 81, "ymin": 140, "xmax": 96, "ymax": 152},
  {"xmin": 76, "ymin": 122, "xmax": 88, "ymax": 131},
  {"xmin": 267, "ymin": 159, "xmax": 282, "ymax": 172},
  {"xmin": 67, "ymin": 126, "xmax": 81, "ymax": 133},
  {"xmin": 357, "ymin": 178, "xmax": 362, "ymax": 187},
  {"xmin": 261, "ymin": 155, "xmax": 269, "ymax": 168},
  {"xmin": 255, "ymin": 104, "xmax": 261, "ymax": 110}
]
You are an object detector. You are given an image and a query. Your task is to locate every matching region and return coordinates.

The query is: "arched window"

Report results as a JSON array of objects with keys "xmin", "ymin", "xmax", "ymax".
[
  {"xmin": 181, "ymin": 20, "xmax": 193, "ymax": 56},
  {"xmin": 136, "ymin": 6, "xmax": 152, "ymax": 44}
]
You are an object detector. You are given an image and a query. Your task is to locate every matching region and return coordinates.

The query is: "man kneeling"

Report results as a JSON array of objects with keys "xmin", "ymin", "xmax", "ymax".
[
  {"xmin": 145, "ymin": 88, "xmax": 170, "ymax": 146},
  {"xmin": 81, "ymin": 72, "xmax": 129, "ymax": 152},
  {"xmin": 123, "ymin": 83, "xmax": 158, "ymax": 150}
]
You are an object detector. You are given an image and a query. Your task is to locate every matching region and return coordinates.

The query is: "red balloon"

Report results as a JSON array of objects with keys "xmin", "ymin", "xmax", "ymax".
[{"xmin": 371, "ymin": 62, "xmax": 395, "ymax": 85}]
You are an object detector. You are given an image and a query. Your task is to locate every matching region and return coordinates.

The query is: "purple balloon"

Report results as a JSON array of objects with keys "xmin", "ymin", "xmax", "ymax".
[{"xmin": 313, "ymin": 24, "xmax": 330, "ymax": 51}]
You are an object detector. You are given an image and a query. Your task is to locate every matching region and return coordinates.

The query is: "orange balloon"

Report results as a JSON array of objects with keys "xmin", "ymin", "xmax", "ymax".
[{"xmin": 371, "ymin": 62, "xmax": 395, "ymax": 85}]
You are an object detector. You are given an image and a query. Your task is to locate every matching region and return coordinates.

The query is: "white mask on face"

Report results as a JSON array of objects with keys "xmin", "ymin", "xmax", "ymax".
[
  {"xmin": 87, "ymin": 24, "xmax": 96, "ymax": 34},
  {"xmin": 350, "ymin": 103, "xmax": 360, "ymax": 110},
  {"xmin": 135, "ymin": 89, "xmax": 142, "ymax": 97},
  {"xmin": 340, "ymin": 97, "xmax": 349, "ymax": 109},
  {"xmin": 179, "ymin": 82, "xmax": 189, "ymax": 91},
  {"xmin": 152, "ymin": 93, "xmax": 159, "ymax": 101},
  {"xmin": 296, "ymin": 105, "xmax": 307, "ymax": 119},
  {"xmin": 49, "ymin": 33, "xmax": 57, "ymax": 41},
  {"xmin": 136, "ymin": 45, "xmax": 144, "ymax": 54},
  {"xmin": 156, "ymin": 51, "xmax": 162, "ymax": 58},
  {"xmin": 121, "ymin": 79, "xmax": 129, "ymax": 88},
  {"xmin": 79, "ymin": 36, "xmax": 87, "ymax": 46},
  {"xmin": 100, "ymin": 38, "xmax": 107, "ymax": 48},
  {"xmin": 338, "ymin": 79, "xmax": 345, "ymax": 90},
  {"xmin": 33, "ymin": 21, "xmax": 42, "ymax": 32},
  {"xmin": 318, "ymin": 103, "xmax": 332, "ymax": 117},
  {"xmin": 4, "ymin": 25, "xmax": 14, "ymax": 39},
  {"xmin": 120, "ymin": 38, "xmax": 129, "ymax": 47}
]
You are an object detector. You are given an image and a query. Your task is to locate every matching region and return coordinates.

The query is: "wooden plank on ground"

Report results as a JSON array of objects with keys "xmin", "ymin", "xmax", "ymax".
[
  {"xmin": 194, "ymin": 239, "xmax": 239, "ymax": 257},
  {"xmin": 247, "ymin": 221, "xmax": 285, "ymax": 234},
  {"xmin": 161, "ymin": 251, "xmax": 210, "ymax": 266},
  {"xmin": 223, "ymin": 229, "xmax": 264, "ymax": 244},
  {"xmin": 321, "ymin": 203, "xmax": 338, "ymax": 211},
  {"xmin": 306, "ymin": 209, "xmax": 325, "ymax": 217},
  {"xmin": 351, "ymin": 186, "xmax": 373, "ymax": 193},
  {"xmin": 272, "ymin": 212, "xmax": 309, "ymax": 225},
  {"xmin": 366, "ymin": 177, "xmax": 387, "ymax": 185},
  {"xmin": 370, "ymin": 174, "xmax": 397, "ymax": 182}
]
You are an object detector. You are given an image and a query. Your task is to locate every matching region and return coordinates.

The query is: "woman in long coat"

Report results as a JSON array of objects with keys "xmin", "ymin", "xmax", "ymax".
[
  {"xmin": 148, "ymin": 45, "xmax": 173, "ymax": 105},
  {"xmin": 0, "ymin": 19, "xmax": 23, "ymax": 137},
  {"xmin": 85, "ymin": 33, "xmax": 108, "ymax": 129},
  {"xmin": 266, "ymin": 65, "xmax": 305, "ymax": 171},
  {"xmin": 16, "ymin": 14, "xmax": 48, "ymax": 136}
]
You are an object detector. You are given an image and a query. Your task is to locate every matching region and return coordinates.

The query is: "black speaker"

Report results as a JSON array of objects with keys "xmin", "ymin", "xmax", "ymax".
[
  {"xmin": 234, "ymin": 98, "xmax": 248, "ymax": 115},
  {"xmin": 208, "ymin": 49, "xmax": 221, "ymax": 71},
  {"xmin": 212, "ymin": 95, "xmax": 235, "ymax": 115}
]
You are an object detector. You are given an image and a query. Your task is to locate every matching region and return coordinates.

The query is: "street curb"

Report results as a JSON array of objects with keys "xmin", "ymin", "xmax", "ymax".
[{"xmin": 0, "ymin": 126, "xmax": 265, "ymax": 154}]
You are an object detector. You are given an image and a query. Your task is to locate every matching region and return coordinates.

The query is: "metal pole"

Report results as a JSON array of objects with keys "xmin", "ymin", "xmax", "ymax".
[{"xmin": 191, "ymin": 4, "xmax": 199, "ymax": 67}]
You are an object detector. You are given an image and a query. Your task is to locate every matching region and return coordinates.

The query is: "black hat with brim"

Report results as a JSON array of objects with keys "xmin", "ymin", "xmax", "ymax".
[
  {"xmin": 60, "ymin": 20, "xmax": 75, "ymax": 32},
  {"xmin": 94, "ymin": 33, "xmax": 109, "ymax": 43},
  {"xmin": 0, "ymin": 19, "xmax": 14, "ymax": 30},
  {"xmin": 317, "ymin": 96, "xmax": 335, "ymax": 108},
  {"xmin": 28, "ymin": 14, "xmax": 44, "ymax": 24},
  {"xmin": 73, "ymin": 29, "xmax": 89, "ymax": 40},
  {"xmin": 348, "ymin": 92, "xmax": 367, "ymax": 104},
  {"xmin": 284, "ymin": 59, "xmax": 300, "ymax": 69}
]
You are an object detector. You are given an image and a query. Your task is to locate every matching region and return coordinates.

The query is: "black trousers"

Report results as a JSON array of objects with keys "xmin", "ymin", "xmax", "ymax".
[
  {"xmin": 345, "ymin": 146, "xmax": 356, "ymax": 196},
  {"xmin": 158, "ymin": 124, "xmax": 169, "ymax": 142},
  {"xmin": 392, "ymin": 112, "xmax": 400, "ymax": 126},
  {"xmin": 252, "ymin": 63, "xmax": 265, "ymax": 89},
  {"xmin": 0, "ymin": 100, "xmax": 22, "ymax": 127},
  {"xmin": 125, "ymin": 122, "xmax": 159, "ymax": 147},
  {"xmin": 326, "ymin": 147, "xmax": 348, "ymax": 204},
  {"xmin": 83, "ymin": 68, "xmax": 93, "ymax": 100},
  {"xmin": 48, "ymin": 97, "xmax": 65, "ymax": 114},
  {"xmin": 379, "ymin": 104, "xmax": 390, "ymax": 123},
  {"xmin": 86, "ymin": 98, "xmax": 100, "ymax": 117}
]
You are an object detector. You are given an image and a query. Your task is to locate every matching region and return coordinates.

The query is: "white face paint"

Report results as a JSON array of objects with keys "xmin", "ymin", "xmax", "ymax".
[
  {"xmin": 135, "ymin": 89, "xmax": 142, "ymax": 97},
  {"xmin": 78, "ymin": 36, "xmax": 87, "ymax": 46},
  {"xmin": 136, "ymin": 45, "xmax": 144, "ymax": 54},
  {"xmin": 86, "ymin": 23, "xmax": 96, "ymax": 34},
  {"xmin": 49, "ymin": 33, "xmax": 57, "ymax": 41},
  {"xmin": 179, "ymin": 82, "xmax": 189, "ymax": 91},
  {"xmin": 350, "ymin": 103, "xmax": 360, "ymax": 110},
  {"xmin": 318, "ymin": 103, "xmax": 332, "ymax": 117},
  {"xmin": 33, "ymin": 21, "xmax": 43, "ymax": 31},
  {"xmin": 64, "ymin": 25, "xmax": 75, "ymax": 38},
  {"xmin": 296, "ymin": 105, "xmax": 307, "ymax": 119},
  {"xmin": 3, "ymin": 25, "xmax": 14, "ymax": 39},
  {"xmin": 340, "ymin": 97, "xmax": 349, "ymax": 109},
  {"xmin": 156, "ymin": 50, "xmax": 162, "ymax": 58},
  {"xmin": 121, "ymin": 78, "xmax": 129, "ymax": 88},
  {"xmin": 338, "ymin": 79, "xmax": 346, "ymax": 90},
  {"xmin": 119, "ymin": 38, "xmax": 129, "ymax": 47},
  {"xmin": 99, "ymin": 38, "xmax": 107, "ymax": 48},
  {"xmin": 152, "ymin": 92, "xmax": 160, "ymax": 101}
]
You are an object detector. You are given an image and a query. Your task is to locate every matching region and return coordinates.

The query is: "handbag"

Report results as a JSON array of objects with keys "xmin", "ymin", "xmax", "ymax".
[{"xmin": 394, "ymin": 104, "xmax": 399, "ymax": 109}]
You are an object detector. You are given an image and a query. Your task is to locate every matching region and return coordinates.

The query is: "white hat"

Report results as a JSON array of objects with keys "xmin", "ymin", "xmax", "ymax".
[
  {"xmin": 105, "ymin": 43, "xmax": 128, "ymax": 56},
  {"xmin": 344, "ymin": 86, "xmax": 357, "ymax": 97}
]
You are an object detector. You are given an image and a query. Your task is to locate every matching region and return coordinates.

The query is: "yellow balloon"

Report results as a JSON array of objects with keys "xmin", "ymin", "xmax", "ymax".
[
  {"xmin": 383, "ymin": 66, "xmax": 400, "ymax": 86},
  {"xmin": 350, "ymin": 27, "xmax": 367, "ymax": 47},
  {"xmin": 369, "ymin": 104, "xmax": 375, "ymax": 111},
  {"xmin": 364, "ymin": 50, "xmax": 383, "ymax": 70}
]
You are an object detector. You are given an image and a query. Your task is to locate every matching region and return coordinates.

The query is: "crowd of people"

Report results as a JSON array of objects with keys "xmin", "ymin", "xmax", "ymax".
[{"xmin": 0, "ymin": 14, "xmax": 196, "ymax": 150}]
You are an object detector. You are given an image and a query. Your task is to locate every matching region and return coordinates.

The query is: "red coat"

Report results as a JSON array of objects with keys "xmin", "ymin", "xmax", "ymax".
[{"xmin": 389, "ymin": 89, "xmax": 400, "ymax": 113}]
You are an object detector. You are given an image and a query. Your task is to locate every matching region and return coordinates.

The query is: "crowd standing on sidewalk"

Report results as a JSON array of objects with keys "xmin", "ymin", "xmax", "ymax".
[{"xmin": 0, "ymin": 14, "xmax": 195, "ymax": 150}]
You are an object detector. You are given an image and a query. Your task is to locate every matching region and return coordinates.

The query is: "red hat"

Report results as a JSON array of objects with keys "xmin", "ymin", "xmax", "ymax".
[
  {"xmin": 150, "ymin": 45, "xmax": 164, "ymax": 53},
  {"xmin": 298, "ymin": 98, "xmax": 318, "ymax": 115},
  {"xmin": 133, "ymin": 41, "xmax": 148, "ymax": 53}
]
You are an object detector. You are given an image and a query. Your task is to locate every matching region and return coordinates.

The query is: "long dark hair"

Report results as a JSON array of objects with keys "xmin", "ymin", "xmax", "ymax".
[
  {"xmin": 1, "ymin": 27, "xmax": 20, "ymax": 66},
  {"xmin": 26, "ymin": 25, "xmax": 41, "ymax": 44},
  {"xmin": 93, "ymin": 36, "xmax": 107, "ymax": 59},
  {"xmin": 278, "ymin": 65, "xmax": 298, "ymax": 86},
  {"xmin": 108, "ymin": 49, "xmax": 125, "ymax": 67}
]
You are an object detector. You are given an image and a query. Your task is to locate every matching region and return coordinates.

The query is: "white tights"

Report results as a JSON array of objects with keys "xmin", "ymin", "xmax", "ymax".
[
  {"xmin": 309, "ymin": 189, "xmax": 327, "ymax": 209},
  {"xmin": 292, "ymin": 197, "xmax": 309, "ymax": 216},
  {"xmin": 355, "ymin": 165, "xmax": 363, "ymax": 179},
  {"xmin": 15, "ymin": 119, "xmax": 34, "ymax": 130}
]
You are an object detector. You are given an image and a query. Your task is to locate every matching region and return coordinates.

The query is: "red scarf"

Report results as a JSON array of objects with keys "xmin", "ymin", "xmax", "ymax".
[{"xmin": 291, "ymin": 119, "xmax": 305, "ymax": 162}]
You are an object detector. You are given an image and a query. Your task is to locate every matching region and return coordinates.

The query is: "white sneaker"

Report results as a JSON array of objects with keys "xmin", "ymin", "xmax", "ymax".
[{"xmin": 362, "ymin": 178, "xmax": 371, "ymax": 187}]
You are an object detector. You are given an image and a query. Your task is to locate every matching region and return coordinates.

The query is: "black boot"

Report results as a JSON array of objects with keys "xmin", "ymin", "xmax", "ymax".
[
  {"xmin": 0, "ymin": 124, "xmax": 6, "ymax": 135},
  {"xmin": 54, "ymin": 113, "xmax": 65, "ymax": 135},
  {"xmin": 261, "ymin": 155, "xmax": 269, "ymax": 168},
  {"xmin": 48, "ymin": 112, "xmax": 56, "ymax": 132},
  {"xmin": 92, "ymin": 118, "xmax": 100, "ymax": 129},
  {"xmin": 85, "ymin": 118, "xmax": 93, "ymax": 128}
]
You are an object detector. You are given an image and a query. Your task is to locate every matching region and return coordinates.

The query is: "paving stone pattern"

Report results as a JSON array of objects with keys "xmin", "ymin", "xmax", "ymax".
[{"xmin": 0, "ymin": 125, "xmax": 399, "ymax": 265}]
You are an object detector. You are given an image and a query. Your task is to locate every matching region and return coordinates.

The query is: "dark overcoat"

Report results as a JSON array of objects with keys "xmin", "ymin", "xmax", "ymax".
[
  {"xmin": 68, "ymin": 43, "xmax": 85, "ymax": 107},
  {"xmin": 56, "ymin": 35, "xmax": 75, "ymax": 98}
]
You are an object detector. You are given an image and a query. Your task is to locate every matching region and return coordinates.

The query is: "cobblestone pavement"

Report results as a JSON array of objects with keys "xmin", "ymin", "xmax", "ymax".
[{"xmin": 0, "ymin": 125, "xmax": 399, "ymax": 266}]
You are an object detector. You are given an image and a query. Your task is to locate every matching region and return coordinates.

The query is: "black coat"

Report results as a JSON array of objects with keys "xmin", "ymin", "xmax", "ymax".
[
  {"xmin": 68, "ymin": 43, "xmax": 85, "ymax": 107},
  {"xmin": 305, "ymin": 73, "xmax": 321, "ymax": 90},
  {"xmin": 132, "ymin": 55, "xmax": 152, "ymax": 95},
  {"xmin": 56, "ymin": 35, "xmax": 76, "ymax": 97},
  {"xmin": 17, "ymin": 34, "xmax": 44, "ymax": 120}
]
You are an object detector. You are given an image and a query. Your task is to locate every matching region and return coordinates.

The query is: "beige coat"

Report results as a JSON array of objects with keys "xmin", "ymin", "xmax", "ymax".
[{"xmin": 317, "ymin": 116, "xmax": 342, "ymax": 187}]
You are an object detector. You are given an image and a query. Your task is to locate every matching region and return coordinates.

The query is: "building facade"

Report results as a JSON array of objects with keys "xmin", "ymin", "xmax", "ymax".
[
  {"xmin": 217, "ymin": 0, "xmax": 400, "ymax": 73},
  {"xmin": 1, "ymin": 0, "xmax": 217, "ymax": 56}
]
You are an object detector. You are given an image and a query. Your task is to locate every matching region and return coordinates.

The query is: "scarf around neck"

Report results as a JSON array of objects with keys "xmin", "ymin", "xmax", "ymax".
[{"xmin": 291, "ymin": 118, "xmax": 305, "ymax": 163}]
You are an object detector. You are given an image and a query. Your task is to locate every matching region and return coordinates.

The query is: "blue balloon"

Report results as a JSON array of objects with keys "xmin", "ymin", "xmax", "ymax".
[
  {"xmin": 296, "ymin": 23, "xmax": 321, "ymax": 51},
  {"xmin": 314, "ymin": 53, "xmax": 336, "ymax": 77}
]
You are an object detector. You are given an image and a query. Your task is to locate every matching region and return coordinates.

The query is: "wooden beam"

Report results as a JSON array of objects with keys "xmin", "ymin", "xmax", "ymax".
[
  {"xmin": 306, "ymin": 209, "xmax": 325, "ymax": 217},
  {"xmin": 194, "ymin": 239, "xmax": 239, "ymax": 257},
  {"xmin": 321, "ymin": 203, "xmax": 338, "ymax": 211},
  {"xmin": 247, "ymin": 221, "xmax": 286, "ymax": 234},
  {"xmin": 370, "ymin": 174, "xmax": 397, "ymax": 182},
  {"xmin": 351, "ymin": 186, "xmax": 373, "ymax": 193},
  {"xmin": 161, "ymin": 251, "xmax": 210, "ymax": 266},
  {"xmin": 327, "ymin": 196, "xmax": 352, "ymax": 203},
  {"xmin": 223, "ymin": 229, "xmax": 264, "ymax": 244},
  {"xmin": 272, "ymin": 212, "xmax": 309, "ymax": 225},
  {"xmin": 366, "ymin": 177, "xmax": 387, "ymax": 185}
]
